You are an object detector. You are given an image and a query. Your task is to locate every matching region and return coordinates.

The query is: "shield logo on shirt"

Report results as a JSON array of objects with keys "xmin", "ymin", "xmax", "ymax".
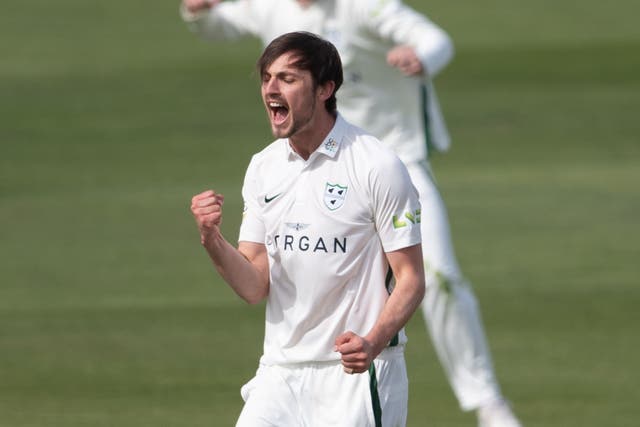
[{"xmin": 324, "ymin": 183, "xmax": 348, "ymax": 211}]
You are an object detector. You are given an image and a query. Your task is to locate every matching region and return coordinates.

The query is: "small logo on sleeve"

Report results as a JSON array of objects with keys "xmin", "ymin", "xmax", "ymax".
[{"xmin": 392, "ymin": 209, "xmax": 421, "ymax": 229}]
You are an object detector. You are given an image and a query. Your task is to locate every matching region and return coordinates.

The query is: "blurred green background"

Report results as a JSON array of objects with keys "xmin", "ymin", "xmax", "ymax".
[{"xmin": 1, "ymin": 0, "xmax": 639, "ymax": 425}]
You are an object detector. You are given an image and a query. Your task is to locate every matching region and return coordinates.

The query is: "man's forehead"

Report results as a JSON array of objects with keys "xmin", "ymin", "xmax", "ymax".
[{"xmin": 266, "ymin": 52, "xmax": 305, "ymax": 73}]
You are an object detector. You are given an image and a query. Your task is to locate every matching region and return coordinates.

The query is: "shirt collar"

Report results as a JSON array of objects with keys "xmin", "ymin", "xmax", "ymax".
[{"xmin": 285, "ymin": 113, "xmax": 346, "ymax": 161}]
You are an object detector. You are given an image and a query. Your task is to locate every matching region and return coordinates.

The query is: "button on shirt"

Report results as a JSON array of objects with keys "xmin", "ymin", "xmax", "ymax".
[{"xmin": 239, "ymin": 115, "xmax": 421, "ymax": 365}]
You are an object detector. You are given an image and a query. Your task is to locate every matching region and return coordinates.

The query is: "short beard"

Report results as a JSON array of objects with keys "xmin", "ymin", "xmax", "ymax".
[{"xmin": 274, "ymin": 99, "xmax": 316, "ymax": 139}]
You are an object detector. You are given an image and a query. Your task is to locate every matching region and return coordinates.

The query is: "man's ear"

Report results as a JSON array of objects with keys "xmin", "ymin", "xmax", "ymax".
[{"xmin": 317, "ymin": 81, "xmax": 336, "ymax": 102}]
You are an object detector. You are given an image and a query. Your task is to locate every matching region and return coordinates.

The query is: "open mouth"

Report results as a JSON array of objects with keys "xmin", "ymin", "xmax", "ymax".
[{"xmin": 268, "ymin": 101, "xmax": 289, "ymax": 125}]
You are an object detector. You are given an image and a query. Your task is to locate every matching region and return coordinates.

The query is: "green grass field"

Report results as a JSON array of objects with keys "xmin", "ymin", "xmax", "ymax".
[{"xmin": 2, "ymin": 1, "xmax": 639, "ymax": 425}]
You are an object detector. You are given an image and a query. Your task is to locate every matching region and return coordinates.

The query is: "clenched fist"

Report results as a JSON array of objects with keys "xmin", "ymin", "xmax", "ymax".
[
  {"xmin": 386, "ymin": 45, "xmax": 425, "ymax": 77},
  {"xmin": 191, "ymin": 190, "xmax": 225, "ymax": 246},
  {"xmin": 334, "ymin": 331, "xmax": 376, "ymax": 375}
]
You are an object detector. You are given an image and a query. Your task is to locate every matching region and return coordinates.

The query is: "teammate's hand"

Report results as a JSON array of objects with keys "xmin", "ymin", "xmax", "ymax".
[
  {"xmin": 183, "ymin": 0, "xmax": 221, "ymax": 14},
  {"xmin": 334, "ymin": 331, "xmax": 375, "ymax": 374},
  {"xmin": 386, "ymin": 45, "xmax": 425, "ymax": 77},
  {"xmin": 191, "ymin": 190, "xmax": 225, "ymax": 246}
]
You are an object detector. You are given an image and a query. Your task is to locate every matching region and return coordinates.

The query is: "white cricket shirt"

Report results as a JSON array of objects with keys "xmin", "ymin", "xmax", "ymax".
[
  {"xmin": 182, "ymin": 0, "xmax": 454, "ymax": 162},
  {"xmin": 239, "ymin": 115, "xmax": 421, "ymax": 365}
]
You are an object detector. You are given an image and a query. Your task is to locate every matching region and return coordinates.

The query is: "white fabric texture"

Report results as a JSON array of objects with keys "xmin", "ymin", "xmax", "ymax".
[
  {"xmin": 237, "ymin": 347, "xmax": 407, "ymax": 427},
  {"xmin": 405, "ymin": 161, "xmax": 503, "ymax": 409},
  {"xmin": 183, "ymin": 0, "xmax": 506, "ymax": 411},
  {"xmin": 239, "ymin": 115, "xmax": 421, "ymax": 366}
]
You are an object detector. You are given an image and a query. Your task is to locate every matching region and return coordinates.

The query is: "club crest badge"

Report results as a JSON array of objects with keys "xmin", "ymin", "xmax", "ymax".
[
  {"xmin": 323, "ymin": 137, "xmax": 338, "ymax": 153},
  {"xmin": 324, "ymin": 183, "xmax": 348, "ymax": 211}
]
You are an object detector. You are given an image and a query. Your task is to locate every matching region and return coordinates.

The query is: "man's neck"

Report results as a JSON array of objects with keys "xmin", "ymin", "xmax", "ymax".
[{"xmin": 289, "ymin": 112, "xmax": 337, "ymax": 160}]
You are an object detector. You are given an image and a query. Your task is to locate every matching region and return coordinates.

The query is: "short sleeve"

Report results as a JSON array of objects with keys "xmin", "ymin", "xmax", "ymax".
[
  {"xmin": 370, "ymin": 154, "xmax": 422, "ymax": 253},
  {"xmin": 238, "ymin": 156, "xmax": 266, "ymax": 244}
]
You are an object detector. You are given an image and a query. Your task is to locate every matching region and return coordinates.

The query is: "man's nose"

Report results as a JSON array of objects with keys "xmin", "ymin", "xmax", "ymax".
[{"xmin": 263, "ymin": 77, "xmax": 279, "ymax": 94}]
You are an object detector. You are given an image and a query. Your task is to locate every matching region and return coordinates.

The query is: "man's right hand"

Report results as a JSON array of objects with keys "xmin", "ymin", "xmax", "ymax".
[
  {"xmin": 182, "ymin": 0, "xmax": 220, "ymax": 14},
  {"xmin": 191, "ymin": 190, "xmax": 225, "ymax": 247}
]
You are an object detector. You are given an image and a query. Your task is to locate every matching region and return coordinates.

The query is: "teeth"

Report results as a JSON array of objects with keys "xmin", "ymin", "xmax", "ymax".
[{"xmin": 269, "ymin": 102, "xmax": 284, "ymax": 108}]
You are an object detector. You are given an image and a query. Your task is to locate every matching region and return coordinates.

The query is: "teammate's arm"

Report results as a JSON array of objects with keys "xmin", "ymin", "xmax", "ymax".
[
  {"xmin": 180, "ymin": 0, "xmax": 257, "ymax": 40},
  {"xmin": 191, "ymin": 189, "xmax": 269, "ymax": 305},
  {"xmin": 182, "ymin": 0, "xmax": 220, "ymax": 15},
  {"xmin": 386, "ymin": 45, "xmax": 424, "ymax": 77},
  {"xmin": 366, "ymin": 0, "xmax": 454, "ymax": 77},
  {"xmin": 335, "ymin": 243, "xmax": 425, "ymax": 374}
]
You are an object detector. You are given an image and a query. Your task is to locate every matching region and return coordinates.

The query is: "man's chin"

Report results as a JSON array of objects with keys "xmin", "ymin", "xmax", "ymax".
[{"xmin": 271, "ymin": 124, "xmax": 292, "ymax": 139}]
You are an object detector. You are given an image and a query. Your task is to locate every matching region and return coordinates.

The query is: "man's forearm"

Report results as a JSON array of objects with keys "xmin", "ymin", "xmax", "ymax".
[
  {"xmin": 204, "ymin": 235, "xmax": 269, "ymax": 305},
  {"xmin": 365, "ymin": 245, "xmax": 425, "ymax": 356},
  {"xmin": 365, "ymin": 277, "xmax": 424, "ymax": 355}
]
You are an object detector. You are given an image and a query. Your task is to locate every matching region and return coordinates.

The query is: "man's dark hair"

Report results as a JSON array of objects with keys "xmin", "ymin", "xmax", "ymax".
[{"xmin": 257, "ymin": 31, "xmax": 343, "ymax": 114}]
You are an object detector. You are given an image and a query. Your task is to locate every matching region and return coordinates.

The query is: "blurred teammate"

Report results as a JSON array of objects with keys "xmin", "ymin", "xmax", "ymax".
[
  {"xmin": 182, "ymin": 1, "xmax": 522, "ymax": 426},
  {"xmin": 191, "ymin": 31, "xmax": 425, "ymax": 426}
]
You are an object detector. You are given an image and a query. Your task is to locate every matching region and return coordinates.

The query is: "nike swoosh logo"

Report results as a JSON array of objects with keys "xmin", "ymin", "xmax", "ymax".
[{"xmin": 264, "ymin": 193, "xmax": 281, "ymax": 203}]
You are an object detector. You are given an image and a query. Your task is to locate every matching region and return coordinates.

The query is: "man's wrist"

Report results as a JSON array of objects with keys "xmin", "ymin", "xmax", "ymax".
[
  {"xmin": 364, "ymin": 332, "xmax": 389, "ymax": 358},
  {"xmin": 202, "ymin": 228, "xmax": 226, "ymax": 252}
]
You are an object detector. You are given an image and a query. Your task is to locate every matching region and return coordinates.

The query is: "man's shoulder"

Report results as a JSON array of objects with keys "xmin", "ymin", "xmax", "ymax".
[
  {"xmin": 338, "ymin": 116, "xmax": 378, "ymax": 143},
  {"xmin": 243, "ymin": 139, "xmax": 288, "ymax": 178},
  {"xmin": 250, "ymin": 138, "xmax": 286, "ymax": 163},
  {"xmin": 340, "ymin": 118, "xmax": 397, "ymax": 161}
]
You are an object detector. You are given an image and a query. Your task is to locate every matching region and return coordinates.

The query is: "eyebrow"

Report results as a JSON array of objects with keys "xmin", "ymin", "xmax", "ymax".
[{"xmin": 263, "ymin": 69, "xmax": 303, "ymax": 80}]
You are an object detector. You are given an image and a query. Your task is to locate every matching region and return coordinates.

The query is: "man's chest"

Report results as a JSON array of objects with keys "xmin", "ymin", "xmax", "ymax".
[{"xmin": 257, "ymin": 159, "xmax": 372, "ymax": 239}]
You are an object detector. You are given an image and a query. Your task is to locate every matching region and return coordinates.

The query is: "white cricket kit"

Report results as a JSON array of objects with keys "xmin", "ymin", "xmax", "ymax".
[
  {"xmin": 236, "ymin": 347, "xmax": 408, "ymax": 427},
  {"xmin": 184, "ymin": 0, "xmax": 516, "ymax": 416},
  {"xmin": 182, "ymin": 0, "xmax": 453, "ymax": 163},
  {"xmin": 239, "ymin": 115, "xmax": 421, "ymax": 366}
]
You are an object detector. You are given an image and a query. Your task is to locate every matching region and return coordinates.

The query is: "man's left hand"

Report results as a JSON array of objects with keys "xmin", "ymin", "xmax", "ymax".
[
  {"xmin": 386, "ymin": 45, "xmax": 425, "ymax": 76},
  {"xmin": 334, "ymin": 331, "xmax": 375, "ymax": 374}
]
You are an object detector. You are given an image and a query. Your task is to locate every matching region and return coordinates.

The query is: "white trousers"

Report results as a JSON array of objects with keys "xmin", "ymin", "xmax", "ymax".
[
  {"xmin": 236, "ymin": 347, "xmax": 408, "ymax": 427},
  {"xmin": 405, "ymin": 161, "xmax": 503, "ymax": 411}
]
